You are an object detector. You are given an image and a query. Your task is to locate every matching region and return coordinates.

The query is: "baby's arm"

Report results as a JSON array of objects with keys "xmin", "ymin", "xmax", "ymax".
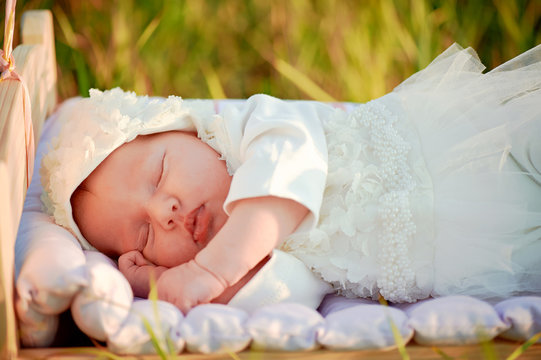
[
  {"xmin": 118, "ymin": 250, "xmax": 168, "ymax": 297},
  {"xmin": 158, "ymin": 95, "xmax": 327, "ymax": 312},
  {"xmin": 156, "ymin": 196, "xmax": 308, "ymax": 312}
]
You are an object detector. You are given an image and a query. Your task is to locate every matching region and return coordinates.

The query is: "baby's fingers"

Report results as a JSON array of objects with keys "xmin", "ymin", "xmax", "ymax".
[
  {"xmin": 120, "ymin": 250, "xmax": 153, "ymax": 267},
  {"xmin": 118, "ymin": 251, "xmax": 138, "ymax": 275}
]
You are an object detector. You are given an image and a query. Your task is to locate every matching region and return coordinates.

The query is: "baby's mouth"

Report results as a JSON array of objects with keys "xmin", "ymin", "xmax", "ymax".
[{"xmin": 191, "ymin": 205, "xmax": 210, "ymax": 245}]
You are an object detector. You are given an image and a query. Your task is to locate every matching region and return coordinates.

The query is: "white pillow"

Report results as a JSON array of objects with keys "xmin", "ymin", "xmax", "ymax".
[
  {"xmin": 180, "ymin": 304, "xmax": 251, "ymax": 354},
  {"xmin": 108, "ymin": 299, "xmax": 185, "ymax": 355},
  {"xmin": 318, "ymin": 293, "xmax": 378, "ymax": 317},
  {"xmin": 71, "ymin": 251, "xmax": 133, "ymax": 342},
  {"xmin": 406, "ymin": 295, "xmax": 509, "ymax": 345},
  {"xmin": 247, "ymin": 303, "xmax": 324, "ymax": 351},
  {"xmin": 318, "ymin": 304, "xmax": 413, "ymax": 350},
  {"xmin": 495, "ymin": 296, "xmax": 541, "ymax": 343},
  {"xmin": 16, "ymin": 213, "xmax": 88, "ymax": 315},
  {"xmin": 15, "ymin": 294, "xmax": 59, "ymax": 347}
]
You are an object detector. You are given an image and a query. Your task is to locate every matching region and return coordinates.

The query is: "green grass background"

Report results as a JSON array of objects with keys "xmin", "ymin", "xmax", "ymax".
[{"xmin": 4, "ymin": 0, "xmax": 541, "ymax": 102}]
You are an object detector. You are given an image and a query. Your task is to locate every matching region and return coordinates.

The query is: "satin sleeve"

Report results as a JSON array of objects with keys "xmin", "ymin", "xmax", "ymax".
[{"xmin": 219, "ymin": 94, "xmax": 329, "ymax": 229}]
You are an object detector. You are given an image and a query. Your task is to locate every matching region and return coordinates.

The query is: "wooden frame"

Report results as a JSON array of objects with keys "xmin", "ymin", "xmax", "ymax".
[
  {"xmin": 1, "ymin": 8, "xmax": 540, "ymax": 360},
  {"xmin": 0, "ymin": 9, "xmax": 56, "ymax": 360}
]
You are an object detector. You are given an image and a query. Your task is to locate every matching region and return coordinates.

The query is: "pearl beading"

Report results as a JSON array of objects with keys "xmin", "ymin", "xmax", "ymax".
[{"xmin": 350, "ymin": 101, "xmax": 417, "ymax": 303}]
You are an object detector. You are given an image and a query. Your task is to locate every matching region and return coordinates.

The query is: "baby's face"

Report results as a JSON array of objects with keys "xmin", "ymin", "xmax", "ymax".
[{"xmin": 71, "ymin": 131, "xmax": 231, "ymax": 267}]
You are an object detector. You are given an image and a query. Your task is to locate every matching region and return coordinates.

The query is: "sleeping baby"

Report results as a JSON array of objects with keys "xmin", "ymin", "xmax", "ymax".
[
  {"xmin": 42, "ymin": 88, "xmax": 334, "ymax": 313},
  {"xmin": 42, "ymin": 44, "xmax": 541, "ymax": 314}
]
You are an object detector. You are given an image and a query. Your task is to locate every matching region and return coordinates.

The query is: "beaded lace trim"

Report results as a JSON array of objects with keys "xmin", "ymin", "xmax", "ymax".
[{"xmin": 350, "ymin": 101, "xmax": 417, "ymax": 303}]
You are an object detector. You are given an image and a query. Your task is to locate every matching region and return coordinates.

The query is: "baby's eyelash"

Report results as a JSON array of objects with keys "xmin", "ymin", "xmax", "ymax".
[{"xmin": 156, "ymin": 153, "xmax": 166, "ymax": 187}]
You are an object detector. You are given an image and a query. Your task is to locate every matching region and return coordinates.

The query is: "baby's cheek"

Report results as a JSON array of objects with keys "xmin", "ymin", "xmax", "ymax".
[{"xmin": 152, "ymin": 240, "xmax": 198, "ymax": 268}]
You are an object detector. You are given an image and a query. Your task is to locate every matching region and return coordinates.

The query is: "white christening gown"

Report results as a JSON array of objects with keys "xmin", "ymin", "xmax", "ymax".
[{"xmin": 282, "ymin": 43, "xmax": 541, "ymax": 303}]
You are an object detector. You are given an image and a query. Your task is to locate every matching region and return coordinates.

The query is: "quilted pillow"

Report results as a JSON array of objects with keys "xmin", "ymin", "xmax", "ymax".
[
  {"xmin": 180, "ymin": 304, "xmax": 251, "ymax": 354},
  {"xmin": 405, "ymin": 296, "xmax": 509, "ymax": 345},
  {"xmin": 15, "ymin": 296, "xmax": 59, "ymax": 347},
  {"xmin": 318, "ymin": 304, "xmax": 413, "ymax": 350},
  {"xmin": 317, "ymin": 293, "xmax": 378, "ymax": 316},
  {"xmin": 16, "ymin": 213, "xmax": 88, "ymax": 315},
  {"xmin": 247, "ymin": 303, "xmax": 324, "ymax": 351},
  {"xmin": 495, "ymin": 296, "xmax": 541, "ymax": 343},
  {"xmin": 70, "ymin": 251, "xmax": 133, "ymax": 342},
  {"xmin": 107, "ymin": 299, "xmax": 185, "ymax": 354}
]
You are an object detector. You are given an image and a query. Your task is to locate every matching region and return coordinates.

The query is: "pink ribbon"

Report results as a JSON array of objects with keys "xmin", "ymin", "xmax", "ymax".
[{"xmin": 1, "ymin": 0, "xmax": 35, "ymax": 189}]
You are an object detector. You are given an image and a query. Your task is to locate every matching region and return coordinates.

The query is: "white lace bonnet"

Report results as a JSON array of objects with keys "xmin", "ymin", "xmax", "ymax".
[{"xmin": 40, "ymin": 88, "xmax": 216, "ymax": 250}]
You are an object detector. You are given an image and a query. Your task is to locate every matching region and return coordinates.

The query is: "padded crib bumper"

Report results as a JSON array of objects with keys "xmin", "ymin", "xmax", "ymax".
[{"xmin": 15, "ymin": 241, "xmax": 541, "ymax": 354}]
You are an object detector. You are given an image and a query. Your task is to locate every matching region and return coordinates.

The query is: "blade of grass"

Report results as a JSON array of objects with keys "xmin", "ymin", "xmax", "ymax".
[
  {"xmin": 148, "ymin": 268, "xmax": 159, "ymax": 303},
  {"xmin": 165, "ymin": 335, "xmax": 179, "ymax": 359},
  {"xmin": 53, "ymin": 4, "xmax": 92, "ymax": 95},
  {"xmin": 506, "ymin": 331, "xmax": 541, "ymax": 360},
  {"xmin": 53, "ymin": 4, "xmax": 78, "ymax": 48},
  {"xmin": 90, "ymin": 338, "xmax": 132, "ymax": 360},
  {"xmin": 136, "ymin": 12, "xmax": 163, "ymax": 51},
  {"xmin": 493, "ymin": 0, "xmax": 522, "ymax": 46},
  {"xmin": 248, "ymin": 34, "xmax": 337, "ymax": 101},
  {"xmin": 73, "ymin": 51, "xmax": 91, "ymax": 96},
  {"xmin": 431, "ymin": 346, "xmax": 454, "ymax": 360},
  {"xmin": 142, "ymin": 317, "xmax": 169, "ymax": 360},
  {"xmin": 145, "ymin": 269, "xmax": 176, "ymax": 359},
  {"xmin": 273, "ymin": 58, "xmax": 337, "ymax": 102},
  {"xmin": 479, "ymin": 337, "xmax": 498, "ymax": 360},
  {"xmin": 201, "ymin": 63, "xmax": 227, "ymax": 99},
  {"xmin": 54, "ymin": 347, "xmax": 127, "ymax": 360},
  {"xmin": 145, "ymin": 270, "xmax": 180, "ymax": 358},
  {"xmin": 227, "ymin": 350, "xmax": 242, "ymax": 360},
  {"xmin": 378, "ymin": 295, "xmax": 410, "ymax": 360}
]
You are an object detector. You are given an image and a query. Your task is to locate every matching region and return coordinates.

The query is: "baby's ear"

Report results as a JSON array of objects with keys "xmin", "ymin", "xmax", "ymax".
[
  {"xmin": 70, "ymin": 181, "xmax": 90, "ymax": 238},
  {"xmin": 70, "ymin": 184, "xmax": 82, "ymax": 207}
]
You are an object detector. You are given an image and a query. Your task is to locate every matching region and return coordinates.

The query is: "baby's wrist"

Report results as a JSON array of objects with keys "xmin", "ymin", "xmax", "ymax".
[
  {"xmin": 195, "ymin": 246, "xmax": 253, "ymax": 287},
  {"xmin": 192, "ymin": 258, "xmax": 229, "ymax": 290}
]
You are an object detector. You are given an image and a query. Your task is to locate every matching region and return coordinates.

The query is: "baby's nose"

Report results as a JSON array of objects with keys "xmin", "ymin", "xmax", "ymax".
[
  {"xmin": 164, "ymin": 199, "xmax": 181, "ymax": 229},
  {"xmin": 150, "ymin": 196, "xmax": 182, "ymax": 230}
]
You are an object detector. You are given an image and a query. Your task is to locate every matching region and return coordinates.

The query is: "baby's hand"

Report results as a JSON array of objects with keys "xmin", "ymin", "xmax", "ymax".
[
  {"xmin": 118, "ymin": 250, "xmax": 167, "ymax": 298},
  {"xmin": 156, "ymin": 259, "xmax": 227, "ymax": 314}
]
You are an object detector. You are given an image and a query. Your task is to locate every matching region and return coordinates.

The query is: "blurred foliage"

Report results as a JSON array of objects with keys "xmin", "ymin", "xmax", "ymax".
[{"xmin": 2, "ymin": 0, "xmax": 540, "ymax": 102}]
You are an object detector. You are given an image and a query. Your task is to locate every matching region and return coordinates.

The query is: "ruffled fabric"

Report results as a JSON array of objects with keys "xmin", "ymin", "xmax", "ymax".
[
  {"xmin": 40, "ymin": 88, "xmax": 216, "ymax": 249},
  {"xmin": 399, "ymin": 44, "xmax": 541, "ymax": 302},
  {"xmin": 284, "ymin": 43, "xmax": 541, "ymax": 303},
  {"xmin": 283, "ymin": 100, "xmax": 434, "ymax": 303}
]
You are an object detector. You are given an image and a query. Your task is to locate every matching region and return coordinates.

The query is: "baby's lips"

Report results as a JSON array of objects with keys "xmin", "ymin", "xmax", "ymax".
[
  {"xmin": 184, "ymin": 206, "xmax": 199, "ymax": 239},
  {"xmin": 193, "ymin": 205, "xmax": 210, "ymax": 245}
]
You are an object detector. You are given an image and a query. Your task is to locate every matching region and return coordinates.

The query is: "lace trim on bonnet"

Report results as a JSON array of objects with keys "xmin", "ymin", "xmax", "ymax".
[{"xmin": 40, "ymin": 88, "xmax": 218, "ymax": 250}]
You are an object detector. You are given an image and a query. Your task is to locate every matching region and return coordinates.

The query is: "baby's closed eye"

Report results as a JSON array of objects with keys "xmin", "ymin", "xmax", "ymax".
[{"xmin": 155, "ymin": 152, "xmax": 166, "ymax": 188}]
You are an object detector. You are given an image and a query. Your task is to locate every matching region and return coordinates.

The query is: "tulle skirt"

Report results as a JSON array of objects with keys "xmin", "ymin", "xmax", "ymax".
[
  {"xmin": 283, "ymin": 43, "xmax": 541, "ymax": 303},
  {"xmin": 395, "ymin": 43, "xmax": 541, "ymax": 302}
]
